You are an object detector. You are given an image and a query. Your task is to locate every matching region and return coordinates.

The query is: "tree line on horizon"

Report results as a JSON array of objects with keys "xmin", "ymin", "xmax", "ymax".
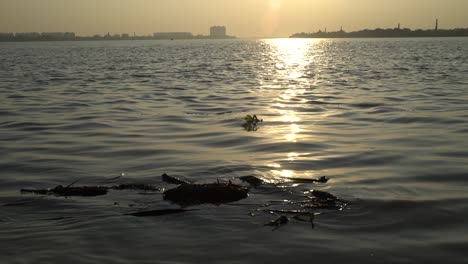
[{"xmin": 291, "ymin": 27, "xmax": 468, "ymax": 38}]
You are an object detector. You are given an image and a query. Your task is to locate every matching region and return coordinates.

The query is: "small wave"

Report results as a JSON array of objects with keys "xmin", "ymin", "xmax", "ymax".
[
  {"xmin": 131, "ymin": 74, "xmax": 152, "ymax": 78},
  {"xmin": 350, "ymin": 102, "xmax": 383, "ymax": 109},
  {"xmin": 55, "ymin": 122, "xmax": 115, "ymax": 130},
  {"xmin": 2, "ymin": 121, "xmax": 51, "ymax": 131}
]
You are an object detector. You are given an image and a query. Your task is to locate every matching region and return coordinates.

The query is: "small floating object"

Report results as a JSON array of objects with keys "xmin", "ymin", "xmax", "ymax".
[{"xmin": 242, "ymin": 114, "xmax": 263, "ymax": 131}]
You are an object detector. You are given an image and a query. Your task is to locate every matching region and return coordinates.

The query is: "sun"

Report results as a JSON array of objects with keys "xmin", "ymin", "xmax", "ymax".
[{"xmin": 269, "ymin": 0, "xmax": 282, "ymax": 10}]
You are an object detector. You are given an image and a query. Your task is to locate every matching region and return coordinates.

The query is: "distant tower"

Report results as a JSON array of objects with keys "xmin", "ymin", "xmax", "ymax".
[
  {"xmin": 210, "ymin": 26, "xmax": 226, "ymax": 38},
  {"xmin": 324, "ymin": 28, "xmax": 327, "ymax": 33},
  {"xmin": 435, "ymin": 19, "xmax": 439, "ymax": 31},
  {"xmin": 398, "ymin": 23, "xmax": 401, "ymax": 30}
]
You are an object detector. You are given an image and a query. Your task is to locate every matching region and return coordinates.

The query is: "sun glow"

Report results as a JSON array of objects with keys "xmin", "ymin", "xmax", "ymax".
[
  {"xmin": 269, "ymin": 0, "xmax": 283, "ymax": 10},
  {"xmin": 261, "ymin": 0, "xmax": 284, "ymax": 36}
]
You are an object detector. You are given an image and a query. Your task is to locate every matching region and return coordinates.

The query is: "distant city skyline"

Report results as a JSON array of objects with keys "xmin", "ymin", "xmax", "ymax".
[{"xmin": 1, "ymin": 0, "xmax": 468, "ymax": 38}]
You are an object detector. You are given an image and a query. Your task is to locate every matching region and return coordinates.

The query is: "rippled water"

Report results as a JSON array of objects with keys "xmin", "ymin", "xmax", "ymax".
[{"xmin": 1, "ymin": 38, "xmax": 468, "ymax": 263}]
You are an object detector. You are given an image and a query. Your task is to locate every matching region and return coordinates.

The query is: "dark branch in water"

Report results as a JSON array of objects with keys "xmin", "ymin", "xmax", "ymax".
[
  {"xmin": 290, "ymin": 176, "xmax": 329, "ymax": 183},
  {"xmin": 162, "ymin": 173, "xmax": 191, "ymax": 185},
  {"xmin": 111, "ymin": 184, "xmax": 160, "ymax": 191},
  {"xmin": 21, "ymin": 183, "xmax": 160, "ymax": 197},
  {"xmin": 21, "ymin": 185, "xmax": 109, "ymax": 196}
]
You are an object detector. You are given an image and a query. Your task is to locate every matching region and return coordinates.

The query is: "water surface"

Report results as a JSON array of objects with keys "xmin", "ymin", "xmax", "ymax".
[{"xmin": 1, "ymin": 38, "xmax": 468, "ymax": 263}]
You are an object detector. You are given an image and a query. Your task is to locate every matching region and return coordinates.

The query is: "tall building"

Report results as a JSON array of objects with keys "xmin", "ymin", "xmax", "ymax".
[{"xmin": 210, "ymin": 26, "xmax": 226, "ymax": 38}]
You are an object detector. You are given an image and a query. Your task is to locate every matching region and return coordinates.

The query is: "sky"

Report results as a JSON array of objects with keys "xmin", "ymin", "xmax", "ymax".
[{"xmin": 1, "ymin": 0, "xmax": 468, "ymax": 37}]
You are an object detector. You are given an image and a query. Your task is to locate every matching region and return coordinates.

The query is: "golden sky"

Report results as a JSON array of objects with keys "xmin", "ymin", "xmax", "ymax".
[{"xmin": 1, "ymin": 0, "xmax": 467, "ymax": 37}]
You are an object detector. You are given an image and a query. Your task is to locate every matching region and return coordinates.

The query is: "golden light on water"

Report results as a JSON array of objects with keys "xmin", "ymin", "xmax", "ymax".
[
  {"xmin": 262, "ymin": 38, "xmax": 317, "ymax": 180},
  {"xmin": 272, "ymin": 169, "xmax": 295, "ymax": 178},
  {"xmin": 266, "ymin": 38, "xmax": 314, "ymax": 141}
]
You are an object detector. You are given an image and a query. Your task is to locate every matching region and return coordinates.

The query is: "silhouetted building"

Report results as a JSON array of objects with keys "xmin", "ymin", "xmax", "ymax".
[
  {"xmin": 210, "ymin": 26, "xmax": 226, "ymax": 38},
  {"xmin": 435, "ymin": 19, "xmax": 439, "ymax": 31},
  {"xmin": 40, "ymin": 32, "xmax": 75, "ymax": 39},
  {"xmin": 15, "ymin": 32, "xmax": 41, "ymax": 38},
  {"xmin": 153, "ymin": 32, "xmax": 193, "ymax": 39},
  {"xmin": 290, "ymin": 26, "xmax": 468, "ymax": 39},
  {"xmin": 42, "ymin": 32, "xmax": 65, "ymax": 37},
  {"xmin": 0, "ymin": 33, "xmax": 14, "ymax": 40},
  {"xmin": 63, "ymin": 32, "xmax": 75, "ymax": 38}
]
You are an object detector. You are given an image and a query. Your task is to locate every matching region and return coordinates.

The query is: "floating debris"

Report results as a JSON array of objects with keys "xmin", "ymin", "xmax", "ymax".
[
  {"xmin": 290, "ymin": 176, "xmax": 329, "ymax": 183},
  {"xmin": 19, "ymin": 172, "xmax": 347, "ymax": 230},
  {"xmin": 164, "ymin": 182, "xmax": 249, "ymax": 206},
  {"xmin": 21, "ymin": 185, "xmax": 108, "ymax": 197},
  {"xmin": 242, "ymin": 114, "xmax": 262, "ymax": 131},
  {"xmin": 21, "ymin": 183, "xmax": 159, "ymax": 197},
  {"xmin": 310, "ymin": 190, "xmax": 338, "ymax": 201},
  {"xmin": 111, "ymin": 184, "xmax": 160, "ymax": 191}
]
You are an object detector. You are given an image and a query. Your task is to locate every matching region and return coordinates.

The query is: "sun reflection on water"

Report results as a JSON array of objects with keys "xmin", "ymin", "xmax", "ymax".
[{"xmin": 261, "ymin": 38, "xmax": 318, "ymax": 180}]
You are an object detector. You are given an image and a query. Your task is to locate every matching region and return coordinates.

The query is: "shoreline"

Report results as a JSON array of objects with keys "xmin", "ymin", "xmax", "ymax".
[{"xmin": 290, "ymin": 28, "xmax": 468, "ymax": 39}]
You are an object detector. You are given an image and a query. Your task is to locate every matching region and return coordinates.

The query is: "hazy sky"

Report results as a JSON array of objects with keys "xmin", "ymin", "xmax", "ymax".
[{"xmin": 1, "ymin": 0, "xmax": 467, "ymax": 37}]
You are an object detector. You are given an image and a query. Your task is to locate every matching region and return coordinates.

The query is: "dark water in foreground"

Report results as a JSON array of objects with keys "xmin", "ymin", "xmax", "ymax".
[{"xmin": 1, "ymin": 38, "xmax": 468, "ymax": 263}]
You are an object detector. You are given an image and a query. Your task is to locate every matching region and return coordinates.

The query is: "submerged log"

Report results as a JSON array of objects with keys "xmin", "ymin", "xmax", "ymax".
[{"xmin": 164, "ymin": 182, "xmax": 249, "ymax": 206}]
